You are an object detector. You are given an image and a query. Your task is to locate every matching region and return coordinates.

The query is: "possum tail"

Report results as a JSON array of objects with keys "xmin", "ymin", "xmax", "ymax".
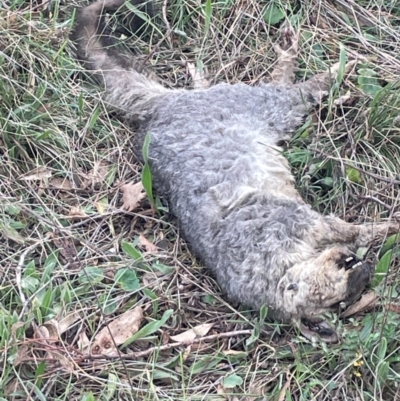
[{"xmin": 70, "ymin": 0, "xmax": 172, "ymax": 122}]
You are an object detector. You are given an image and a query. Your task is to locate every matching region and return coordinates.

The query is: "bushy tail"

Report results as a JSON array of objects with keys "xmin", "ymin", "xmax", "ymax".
[{"xmin": 70, "ymin": 0, "xmax": 171, "ymax": 122}]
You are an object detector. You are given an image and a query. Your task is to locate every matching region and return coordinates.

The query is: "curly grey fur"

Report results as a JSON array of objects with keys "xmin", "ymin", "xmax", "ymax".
[{"xmin": 70, "ymin": 0, "xmax": 399, "ymax": 338}]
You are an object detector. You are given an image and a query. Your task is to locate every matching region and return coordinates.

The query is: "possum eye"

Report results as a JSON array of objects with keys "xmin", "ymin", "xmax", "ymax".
[{"xmin": 287, "ymin": 283, "xmax": 298, "ymax": 291}]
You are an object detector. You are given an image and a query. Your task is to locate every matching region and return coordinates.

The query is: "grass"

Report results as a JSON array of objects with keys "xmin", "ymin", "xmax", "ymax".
[{"xmin": 1, "ymin": 0, "xmax": 400, "ymax": 399}]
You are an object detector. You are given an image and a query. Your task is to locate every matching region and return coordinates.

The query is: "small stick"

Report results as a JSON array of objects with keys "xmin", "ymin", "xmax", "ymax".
[
  {"xmin": 315, "ymin": 149, "xmax": 400, "ymax": 186},
  {"xmin": 78, "ymin": 329, "xmax": 253, "ymax": 361},
  {"xmin": 359, "ymin": 195, "xmax": 392, "ymax": 211},
  {"xmin": 162, "ymin": 0, "xmax": 172, "ymax": 48}
]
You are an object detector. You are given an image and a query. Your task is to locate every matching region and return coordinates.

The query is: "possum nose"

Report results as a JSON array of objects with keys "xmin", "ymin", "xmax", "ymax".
[{"xmin": 345, "ymin": 261, "xmax": 373, "ymax": 303}]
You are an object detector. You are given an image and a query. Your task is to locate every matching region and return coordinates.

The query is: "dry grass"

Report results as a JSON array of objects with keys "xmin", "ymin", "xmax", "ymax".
[{"xmin": 1, "ymin": 0, "xmax": 400, "ymax": 400}]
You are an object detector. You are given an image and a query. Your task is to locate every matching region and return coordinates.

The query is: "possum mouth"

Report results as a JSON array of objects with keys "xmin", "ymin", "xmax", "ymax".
[
  {"xmin": 299, "ymin": 255, "xmax": 372, "ymax": 343},
  {"xmin": 300, "ymin": 318, "xmax": 339, "ymax": 343}
]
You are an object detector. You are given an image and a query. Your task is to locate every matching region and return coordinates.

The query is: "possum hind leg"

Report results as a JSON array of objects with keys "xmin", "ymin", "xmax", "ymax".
[
  {"xmin": 70, "ymin": 0, "xmax": 173, "ymax": 123},
  {"xmin": 270, "ymin": 24, "xmax": 299, "ymax": 86},
  {"xmin": 295, "ymin": 60, "xmax": 358, "ymax": 104}
]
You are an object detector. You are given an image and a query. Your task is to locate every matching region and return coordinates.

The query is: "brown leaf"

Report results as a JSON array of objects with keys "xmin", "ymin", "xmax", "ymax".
[
  {"xmin": 84, "ymin": 161, "xmax": 110, "ymax": 188},
  {"xmin": 19, "ymin": 166, "xmax": 52, "ymax": 181},
  {"xmin": 13, "ymin": 345, "xmax": 30, "ymax": 367},
  {"xmin": 34, "ymin": 324, "xmax": 52, "ymax": 341},
  {"xmin": 1, "ymin": 226, "xmax": 25, "ymax": 244},
  {"xmin": 91, "ymin": 306, "xmax": 144, "ymax": 355},
  {"xmin": 78, "ymin": 331, "xmax": 91, "ymax": 353},
  {"xmin": 38, "ymin": 322, "xmax": 58, "ymax": 340},
  {"xmin": 223, "ymin": 350, "xmax": 247, "ymax": 356},
  {"xmin": 11, "ymin": 322, "xmax": 26, "ymax": 340},
  {"xmin": 170, "ymin": 323, "xmax": 214, "ymax": 343},
  {"xmin": 57, "ymin": 313, "xmax": 81, "ymax": 335},
  {"xmin": 68, "ymin": 206, "xmax": 88, "ymax": 221},
  {"xmin": 4, "ymin": 378, "xmax": 22, "ymax": 396},
  {"xmin": 139, "ymin": 234, "xmax": 158, "ymax": 253},
  {"xmin": 48, "ymin": 177, "xmax": 73, "ymax": 190},
  {"xmin": 120, "ymin": 181, "xmax": 145, "ymax": 212},
  {"xmin": 387, "ymin": 304, "xmax": 400, "ymax": 314},
  {"xmin": 187, "ymin": 62, "xmax": 209, "ymax": 89},
  {"xmin": 142, "ymin": 271, "xmax": 165, "ymax": 288},
  {"xmin": 35, "ymin": 331, "xmax": 76, "ymax": 373},
  {"xmin": 31, "ymin": 317, "xmax": 76, "ymax": 373},
  {"xmin": 37, "ymin": 103, "xmax": 52, "ymax": 113},
  {"xmin": 341, "ymin": 292, "xmax": 379, "ymax": 318},
  {"xmin": 96, "ymin": 197, "xmax": 109, "ymax": 215},
  {"xmin": 334, "ymin": 91, "xmax": 353, "ymax": 106},
  {"xmin": 51, "ymin": 231, "xmax": 79, "ymax": 269}
]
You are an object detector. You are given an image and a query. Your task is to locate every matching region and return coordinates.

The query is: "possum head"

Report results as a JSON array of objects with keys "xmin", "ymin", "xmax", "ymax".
[{"xmin": 276, "ymin": 247, "xmax": 372, "ymax": 342}]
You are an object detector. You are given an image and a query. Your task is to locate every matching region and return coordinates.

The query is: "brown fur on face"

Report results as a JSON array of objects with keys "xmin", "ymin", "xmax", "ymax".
[{"xmin": 276, "ymin": 247, "xmax": 372, "ymax": 323}]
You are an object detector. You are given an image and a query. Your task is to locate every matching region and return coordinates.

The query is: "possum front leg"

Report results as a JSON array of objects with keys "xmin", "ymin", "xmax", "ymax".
[{"xmin": 312, "ymin": 213, "xmax": 400, "ymax": 249}]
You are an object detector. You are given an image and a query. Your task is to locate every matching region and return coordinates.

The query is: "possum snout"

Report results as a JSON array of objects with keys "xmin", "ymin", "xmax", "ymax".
[{"xmin": 345, "ymin": 260, "xmax": 373, "ymax": 303}]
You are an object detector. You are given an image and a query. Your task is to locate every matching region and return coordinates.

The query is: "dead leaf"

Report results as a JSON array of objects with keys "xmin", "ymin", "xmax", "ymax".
[
  {"xmin": 11, "ymin": 322, "xmax": 26, "ymax": 341},
  {"xmin": 341, "ymin": 292, "xmax": 379, "ymax": 318},
  {"xmin": 48, "ymin": 177, "xmax": 73, "ymax": 190},
  {"xmin": 182, "ymin": 346, "xmax": 191, "ymax": 361},
  {"xmin": 37, "ymin": 322, "xmax": 58, "ymax": 340},
  {"xmin": 170, "ymin": 323, "xmax": 214, "ymax": 343},
  {"xmin": 13, "ymin": 345, "xmax": 30, "ymax": 367},
  {"xmin": 187, "ymin": 61, "xmax": 209, "ymax": 89},
  {"xmin": 51, "ymin": 231, "xmax": 79, "ymax": 269},
  {"xmin": 47, "ymin": 314, "xmax": 81, "ymax": 338},
  {"xmin": 139, "ymin": 234, "xmax": 158, "ymax": 253},
  {"xmin": 4, "ymin": 378, "xmax": 24, "ymax": 396},
  {"xmin": 216, "ymin": 384, "xmax": 224, "ymax": 395},
  {"xmin": 91, "ymin": 306, "xmax": 144, "ymax": 355},
  {"xmin": 34, "ymin": 323, "xmax": 76, "ymax": 372},
  {"xmin": 78, "ymin": 331, "xmax": 91, "ymax": 353},
  {"xmin": 68, "ymin": 206, "xmax": 89, "ymax": 220},
  {"xmin": 37, "ymin": 103, "xmax": 52, "ymax": 113},
  {"xmin": 19, "ymin": 166, "xmax": 52, "ymax": 181},
  {"xmin": 34, "ymin": 328, "xmax": 75, "ymax": 373},
  {"xmin": 334, "ymin": 91, "xmax": 353, "ymax": 106},
  {"xmin": 223, "ymin": 349, "xmax": 247, "ymax": 356},
  {"xmin": 34, "ymin": 324, "xmax": 52, "ymax": 341},
  {"xmin": 1, "ymin": 225, "xmax": 25, "ymax": 244},
  {"xmin": 309, "ymin": 12, "xmax": 331, "ymax": 29},
  {"xmin": 142, "ymin": 271, "xmax": 165, "ymax": 288},
  {"xmin": 387, "ymin": 304, "xmax": 400, "ymax": 314},
  {"xmin": 84, "ymin": 161, "xmax": 109, "ymax": 188},
  {"xmin": 120, "ymin": 181, "xmax": 145, "ymax": 212},
  {"xmin": 96, "ymin": 197, "xmax": 108, "ymax": 215},
  {"xmin": 58, "ymin": 313, "xmax": 81, "ymax": 334},
  {"xmin": 54, "ymin": 352, "xmax": 76, "ymax": 373},
  {"xmin": 34, "ymin": 313, "xmax": 81, "ymax": 345}
]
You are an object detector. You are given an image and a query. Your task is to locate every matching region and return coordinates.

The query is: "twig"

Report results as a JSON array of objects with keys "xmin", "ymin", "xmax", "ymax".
[
  {"xmin": 162, "ymin": 0, "xmax": 172, "ymax": 48},
  {"xmin": 277, "ymin": 369, "xmax": 293, "ymax": 401},
  {"xmin": 78, "ymin": 329, "xmax": 253, "ymax": 361},
  {"xmin": 21, "ymin": 0, "xmax": 52, "ymax": 13},
  {"xmin": 315, "ymin": 149, "xmax": 400, "ymax": 185},
  {"xmin": 359, "ymin": 196, "xmax": 392, "ymax": 211},
  {"xmin": 349, "ymin": 181, "xmax": 395, "ymax": 213}
]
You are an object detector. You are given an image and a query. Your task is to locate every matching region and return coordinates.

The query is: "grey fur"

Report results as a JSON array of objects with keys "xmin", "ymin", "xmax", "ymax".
[{"xmin": 71, "ymin": 0, "xmax": 399, "ymax": 338}]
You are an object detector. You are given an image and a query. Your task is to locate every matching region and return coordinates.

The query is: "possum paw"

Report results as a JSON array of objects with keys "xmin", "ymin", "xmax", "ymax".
[{"xmin": 274, "ymin": 24, "xmax": 298, "ymax": 56}]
